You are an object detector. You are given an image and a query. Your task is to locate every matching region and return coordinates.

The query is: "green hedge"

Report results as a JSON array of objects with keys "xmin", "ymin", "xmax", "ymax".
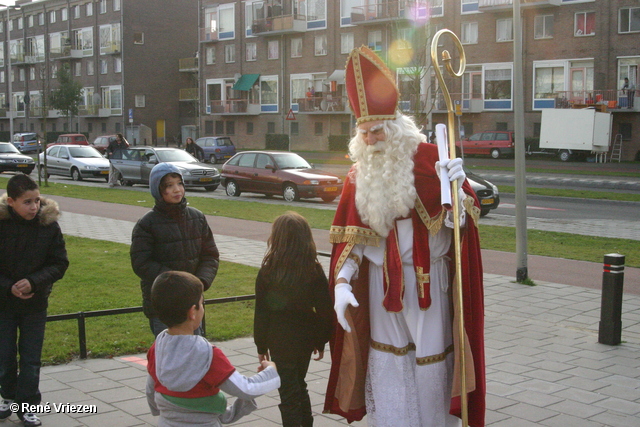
[
  {"xmin": 265, "ymin": 134, "xmax": 289, "ymax": 150},
  {"xmin": 328, "ymin": 134, "xmax": 350, "ymax": 152}
]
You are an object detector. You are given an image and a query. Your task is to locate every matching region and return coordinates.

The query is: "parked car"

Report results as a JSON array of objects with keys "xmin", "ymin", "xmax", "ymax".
[
  {"xmin": 456, "ymin": 131, "xmax": 515, "ymax": 159},
  {"xmin": 0, "ymin": 142, "xmax": 36, "ymax": 174},
  {"xmin": 195, "ymin": 136, "xmax": 236, "ymax": 163},
  {"xmin": 12, "ymin": 132, "xmax": 41, "ymax": 154},
  {"xmin": 90, "ymin": 135, "xmax": 117, "ymax": 154},
  {"xmin": 221, "ymin": 151, "xmax": 343, "ymax": 202},
  {"xmin": 466, "ymin": 168, "xmax": 500, "ymax": 217},
  {"xmin": 109, "ymin": 147, "xmax": 221, "ymax": 191},
  {"xmin": 47, "ymin": 133, "xmax": 89, "ymax": 148},
  {"xmin": 38, "ymin": 145, "xmax": 110, "ymax": 181}
]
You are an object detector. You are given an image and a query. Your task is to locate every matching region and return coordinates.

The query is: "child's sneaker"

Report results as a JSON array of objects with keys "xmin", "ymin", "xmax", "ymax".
[
  {"xmin": 18, "ymin": 412, "xmax": 42, "ymax": 427},
  {"xmin": 0, "ymin": 399, "xmax": 13, "ymax": 419}
]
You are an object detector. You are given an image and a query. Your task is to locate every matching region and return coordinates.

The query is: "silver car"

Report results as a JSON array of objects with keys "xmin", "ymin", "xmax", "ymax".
[
  {"xmin": 38, "ymin": 145, "xmax": 110, "ymax": 181},
  {"xmin": 109, "ymin": 147, "xmax": 221, "ymax": 191}
]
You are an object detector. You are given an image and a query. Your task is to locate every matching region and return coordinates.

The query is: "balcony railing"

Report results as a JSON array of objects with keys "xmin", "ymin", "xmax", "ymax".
[
  {"xmin": 78, "ymin": 105, "xmax": 100, "ymax": 116},
  {"xmin": 179, "ymin": 88, "xmax": 199, "ymax": 101},
  {"xmin": 200, "ymin": 28, "xmax": 219, "ymax": 42},
  {"xmin": 100, "ymin": 41, "xmax": 121, "ymax": 55},
  {"xmin": 351, "ymin": 0, "xmax": 429, "ymax": 24},
  {"xmin": 179, "ymin": 57, "xmax": 198, "ymax": 72},
  {"xmin": 479, "ymin": 0, "xmax": 561, "ymax": 11},
  {"xmin": 293, "ymin": 95, "xmax": 348, "ymax": 113},
  {"xmin": 550, "ymin": 90, "xmax": 636, "ymax": 110},
  {"xmin": 251, "ymin": 14, "xmax": 307, "ymax": 35},
  {"xmin": 209, "ymin": 99, "xmax": 260, "ymax": 114}
]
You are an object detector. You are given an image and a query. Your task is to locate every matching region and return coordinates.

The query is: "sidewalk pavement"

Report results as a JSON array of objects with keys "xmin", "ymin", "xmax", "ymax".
[{"xmin": 3, "ymin": 209, "xmax": 640, "ymax": 426}]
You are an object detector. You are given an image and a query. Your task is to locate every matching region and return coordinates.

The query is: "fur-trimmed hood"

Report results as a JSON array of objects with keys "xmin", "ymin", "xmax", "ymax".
[{"xmin": 0, "ymin": 193, "xmax": 62, "ymax": 226}]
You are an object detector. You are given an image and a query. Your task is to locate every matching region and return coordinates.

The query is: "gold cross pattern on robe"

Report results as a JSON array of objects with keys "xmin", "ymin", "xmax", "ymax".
[{"xmin": 416, "ymin": 267, "xmax": 430, "ymax": 299}]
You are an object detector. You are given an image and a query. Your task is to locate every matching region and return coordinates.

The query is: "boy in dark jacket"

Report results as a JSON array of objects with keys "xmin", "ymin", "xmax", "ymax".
[
  {"xmin": 0, "ymin": 174, "xmax": 69, "ymax": 427},
  {"xmin": 130, "ymin": 162, "xmax": 219, "ymax": 337}
]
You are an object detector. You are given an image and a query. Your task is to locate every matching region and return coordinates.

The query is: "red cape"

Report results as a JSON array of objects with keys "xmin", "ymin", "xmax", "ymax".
[{"xmin": 323, "ymin": 143, "xmax": 486, "ymax": 426}]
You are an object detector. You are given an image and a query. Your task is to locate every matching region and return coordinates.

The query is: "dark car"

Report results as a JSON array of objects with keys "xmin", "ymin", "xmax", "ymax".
[
  {"xmin": 38, "ymin": 145, "xmax": 110, "ymax": 181},
  {"xmin": 456, "ymin": 131, "xmax": 515, "ymax": 159},
  {"xmin": 90, "ymin": 135, "xmax": 117, "ymax": 154},
  {"xmin": 47, "ymin": 133, "xmax": 89, "ymax": 149},
  {"xmin": 0, "ymin": 142, "xmax": 36, "ymax": 174},
  {"xmin": 110, "ymin": 147, "xmax": 221, "ymax": 191},
  {"xmin": 195, "ymin": 136, "xmax": 236, "ymax": 163},
  {"xmin": 221, "ymin": 151, "xmax": 343, "ymax": 202},
  {"xmin": 466, "ymin": 168, "xmax": 500, "ymax": 216},
  {"xmin": 12, "ymin": 132, "xmax": 41, "ymax": 154}
]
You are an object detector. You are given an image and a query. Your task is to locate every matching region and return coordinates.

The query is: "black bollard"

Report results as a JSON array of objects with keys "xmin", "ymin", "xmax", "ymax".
[{"xmin": 598, "ymin": 253, "xmax": 625, "ymax": 345}]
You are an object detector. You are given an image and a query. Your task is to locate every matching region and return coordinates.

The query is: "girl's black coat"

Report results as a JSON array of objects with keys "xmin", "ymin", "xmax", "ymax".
[{"xmin": 254, "ymin": 263, "xmax": 333, "ymax": 360}]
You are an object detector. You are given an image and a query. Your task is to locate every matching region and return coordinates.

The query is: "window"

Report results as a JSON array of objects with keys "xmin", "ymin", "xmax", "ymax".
[
  {"xmin": 496, "ymin": 18, "xmax": 513, "ymax": 42},
  {"xmin": 87, "ymin": 60, "xmax": 94, "ymax": 75},
  {"xmin": 268, "ymin": 40, "xmax": 279, "ymax": 60},
  {"xmin": 29, "ymin": 67, "xmax": 35, "ymax": 81},
  {"xmin": 341, "ymin": 121, "xmax": 350, "ymax": 135},
  {"xmin": 461, "ymin": 22, "xmax": 478, "ymax": 44},
  {"xmin": 267, "ymin": 122, "xmax": 275, "ymax": 134},
  {"xmin": 204, "ymin": 121, "xmax": 213, "ymax": 134},
  {"xmin": 315, "ymin": 35, "xmax": 327, "ymax": 56},
  {"xmin": 100, "ymin": 23, "xmax": 121, "ymax": 54},
  {"xmin": 49, "ymin": 10, "xmax": 56, "ymax": 24},
  {"xmin": 575, "ymin": 11, "xmax": 595, "ymax": 36},
  {"xmin": 341, "ymin": 33, "xmax": 354, "ymax": 54},
  {"xmin": 86, "ymin": 3, "xmax": 93, "ymax": 16},
  {"xmin": 205, "ymin": 4, "xmax": 236, "ymax": 41},
  {"xmin": 28, "ymin": 15, "xmax": 34, "ymax": 27},
  {"xmin": 368, "ymin": 31, "xmax": 382, "ymax": 51},
  {"xmin": 61, "ymin": 8, "xmax": 68, "ymax": 21},
  {"xmin": 74, "ymin": 27, "xmax": 94, "ymax": 55},
  {"xmin": 0, "ymin": 49, "xmax": 3, "ymax": 67},
  {"xmin": 101, "ymin": 85, "xmax": 122, "ymax": 113},
  {"xmin": 261, "ymin": 76, "xmax": 279, "ymax": 109},
  {"xmin": 114, "ymin": 57, "xmax": 121, "ymax": 73},
  {"xmin": 247, "ymin": 122, "xmax": 254, "ymax": 134},
  {"xmin": 205, "ymin": 47, "xmax": 215, "ymax": 64},
  {"xmin": 74, "ymin": 5, "xmax": 81, "ymax": 19},
  {"xmin": 462, "ymin": 0, "xmax": 479, "ymax": 14},
  {"xmin": 49, "ymin": 31, "xmax": 69, "ymax": 58},
  {"xmin": 135, "ymin": 94, "xmax": 145, "ymax": 107},
  {"xmin": 39, "ymin": 12, "xmax": 44, "ymax": 25},
  {"xmin": 133, "ymin": 32, "xmax": 144, "ymax": 44},
  {"xmin": 8, "ymin": 20, "xmax": 12, "ymax": 31},
  {"xmin": 430, "ymin": 0, "xmax": 444, "ymax": 17},
  {"xmin": 19, "ymin": 68, "xmax": 24, "ymax": 82},
  {"xmin": 246, "ymin": 43, "xmax": 257, "ymax": 61},
  {"xmin": 51, "ymin": 63, "xmax": 57, "ymax": 79},
  {"xmin": 226, "ymin": 121, "xmax": 235, "ymax": 135},
  {"xmin": 101, "ymin": 123, "xmax": 106, "ymax": 133},
  {"xmin": 114, "ymin": 0, "xmax": 121, "ymax": 11},
  {"xmin": 307, "ymin": 0, "xmax": 327, "ymax": 25},
  {"xmin": 215, "ymin": 121, "xmax": 224, "ymax": 135},
  {"xmin": 74, "ymin": 62, "xmax": 81, "ymax": 76},
  {"xmin": 100, "ymin": 59, "xmax": 107, "ymax": 74},
  {"xmin": 290, "ymin": 122, "xmax": 298, "ymax": 135},
  {"xmin": 100, "ymin": 0, "xmax": 107, "ymax": 14},
  {"xmin": 26, "ymin": 36, "xmax": 45, "ymax": 62},
  {"xmin": 291, "ymin": 38, "xmax": 302, "ymax": 58},
  {"xmin": 315, "ymin": 122, "xmax": 323, "ymax": 135},
  {"xmin": 225, "ymin": 45, "xmax": 235, "ymax": 63},
  {"xmin": 17, "ymin": 17, "xmax": 22, "ymax": 29},
  {"xmin": 534, "ymin": 15, "xmax": 554, "ymax": 39},
  {"xmin": 534, "ymin": 65, "xmax": 564, "ymax": 99},
  {"xmin": 484, "ymin": 66, "xmax": 512, "ymax": 108},
  {"xmin": 619, "ymin": 7, "xmax": 640, "ymax": 34}
]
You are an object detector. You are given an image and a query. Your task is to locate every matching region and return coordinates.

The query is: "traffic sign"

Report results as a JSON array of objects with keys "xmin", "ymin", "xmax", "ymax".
[{"xmin": 286, "ymin": 109, "xmax": 296, "ymax": 120}]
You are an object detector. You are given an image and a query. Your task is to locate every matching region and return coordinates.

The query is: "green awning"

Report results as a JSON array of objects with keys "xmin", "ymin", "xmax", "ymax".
[{"xmin": 232, "ymin": 74, "xmax": 260, "ymax": 91}]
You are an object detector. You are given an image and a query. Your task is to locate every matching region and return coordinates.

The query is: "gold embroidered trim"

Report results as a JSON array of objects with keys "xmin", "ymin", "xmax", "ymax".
[
  {"xmin": 464, "ymin": 195, "xmax": 480, "ymax": 227},
  {"xmin": 330, "ymin": 225, "xmax": 381, "ymax": 246},
  {"xmin": 370, "ymin": 340, "xmax": 416, "ymax": 356},
  {"xmin": 416, "ymin": 267, "xmax": 430, "ymax": 299},
  {"xmin": 414, "ymin": 196, "xmax": 446, "ymax": 235},
  {"xmin": 333, "ymin": 242, "xmax": 355, "ymax": 283},
  {"xmin": 348, "ymin": 253, "xmax": 361, "ymax": 266},
  {"xmin": 416, "ymin": 344, "xmax": 454, "ymax": 366}
]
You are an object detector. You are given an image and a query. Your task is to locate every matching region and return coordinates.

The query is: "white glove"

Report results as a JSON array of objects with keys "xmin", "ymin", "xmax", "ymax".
[
  {"xmin": 334, "ymin": 283, "xmax": 359, "ymax": 333},
  {"xmin": 436, "ymin": 157, "xmax": 466, "ymax": 189}
]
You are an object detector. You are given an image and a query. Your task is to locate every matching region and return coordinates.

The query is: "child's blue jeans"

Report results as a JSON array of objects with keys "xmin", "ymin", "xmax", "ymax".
[{"xmin": 0, "ymin": 310, "xmax": 47, "ymax": 408}]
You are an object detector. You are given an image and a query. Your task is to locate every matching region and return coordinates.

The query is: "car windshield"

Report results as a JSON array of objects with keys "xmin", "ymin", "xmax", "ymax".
[
  {"xmin": 69, "ymin": 146, "xmax": 102, "ymax": 158},
  {"xmin": 273, "ymin": 153, "xmax": 311, "ymax": 169},
  {"xmin": 0, "ymin": 144, "xmax": 20, "ymax": 154},
  {"xmin": 157, "ymin": 149, "xmax": 197, "ymax": 163}
]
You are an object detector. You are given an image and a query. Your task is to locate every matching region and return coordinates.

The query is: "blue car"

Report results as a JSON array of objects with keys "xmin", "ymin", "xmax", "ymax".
[
  {"xmin": 195, "ymin": 136, "xmax": 236, "ymax": 164},
  {"xmin": 13, "ymin": 132, "xmax": 41, "ymax": 154}
]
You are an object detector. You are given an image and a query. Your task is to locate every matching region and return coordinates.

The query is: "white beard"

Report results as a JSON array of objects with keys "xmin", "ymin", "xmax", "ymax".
[{"xmin": 352, "ymin": 140, "xmax": 417, "ymax": 237}]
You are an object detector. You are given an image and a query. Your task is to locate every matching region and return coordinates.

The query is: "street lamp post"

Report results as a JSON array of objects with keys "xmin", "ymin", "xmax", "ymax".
[{"xmin": 1, "ymin": 3, "xmax": 20, "ymax": 142}]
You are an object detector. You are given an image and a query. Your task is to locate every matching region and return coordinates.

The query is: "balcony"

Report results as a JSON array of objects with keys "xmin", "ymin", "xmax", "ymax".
[
  {"xmin": 251, "ymin": 14, "xmax": 307, "ymax": 36},
  {"xmin": 292, "ymin": 95, "xmax": 348, "ymax": 114},
  {"xmin": 101, "ymin": 42, "xmax": 121, "ymax": 55},
  {"xmin": 200, "ymin": 28, "xmax": 219, "ymax": 43},
  {"xmin": 479, "ymin": 0, "xmax": 561, "ymax": 12},
  {"xmin": 208, "ymin": 99, "xmax": 260, "ymax": 115},
  {"xmin": 179, "ymin": 88, "xmax": 199, "ymax": 101},
  {"xmin": 408, "ymin": 93, "xmax": 484, "ymax": 114},
  {"xmin": 539, "ymin": 90, "xmax": 638, "ymax": 112},
  {"xmin": 179, "ymin": 57, "xmax": 198, "ymax": 72},
  {"xmin": 29, "ymin": 106, "xmax": 44, "ymax": 117},
  {"xmin": 50, "ymin": 46, "xmax": 83, "ymax": 60},
  {"xmin": 78, "ymin": 105, "xmax": 100, "ymax": 117},
  {"xmin": 351, "ymin": 1, "xmax": 429, "ymax": 26}
]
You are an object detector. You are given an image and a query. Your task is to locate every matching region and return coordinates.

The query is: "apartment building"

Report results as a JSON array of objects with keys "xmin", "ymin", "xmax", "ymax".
[
  {"xmin": 1, "ymin": 0, "xmax": 197, "ymax": 145},
  {"xmin": 196, "ymin": 0, "xmax": 640, "ymax": 161}
]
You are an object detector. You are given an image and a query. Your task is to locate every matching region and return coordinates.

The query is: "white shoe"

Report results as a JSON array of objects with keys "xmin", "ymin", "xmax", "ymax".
[{"xmin": 0, "ymin": 399, "xmax": 13, "ymax": 419}]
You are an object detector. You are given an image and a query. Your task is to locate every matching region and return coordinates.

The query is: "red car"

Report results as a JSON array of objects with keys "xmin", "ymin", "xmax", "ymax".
[
  {"xmin": 47, "ymin": 133, "xmax": 89, "ymax": 149},
  {"xmin": 221, "ymin": 151, "xmax": 343, "ymax": 202},
  {"xmin": 456, "ymin": 131, "xmax": 515, "ymax": 159}
]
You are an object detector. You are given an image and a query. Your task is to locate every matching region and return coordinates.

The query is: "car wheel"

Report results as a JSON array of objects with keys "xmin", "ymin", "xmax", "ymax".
[
  {"xmin": 321, "ymin": 196, "xmax": 336, "ymax": 203},
  {"xmin": 23, "ymin": 168, "xmax": 34, "ymax": 175},
  {"xmin": 210, "ymin": 154, "xmax": 217, "ymax": 164},
  {"xmin": 204, "ymin": 185, "xmax": 218, "ymax": 192},
  {"xmin": 558, "ymin": 150, "xmax": 571, "ymax": 162},
  {"xmin": 104, "ymin": 176, "xmax": 109, "ymax": 182},
  {"xmin": 225, "ymin": 180, "xmax": 241, "ymax": 197},
  {"xmin": 71, "ymin": 168, "xmax": 83, "ymax": 181},
  {"xmin": 490, "ymin": 148, "xmax": 501, "ymax": 159},
  {"xmin": 39, "ymin": 166, "xmax": 50, "ymax": 179},
  {"xmin": 480, "ymin": 208, "xmax": 490, "ymax": 217},
  {"xmin": 283, "ymin": 183, "xmax": 299, "ymax": 202}
]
